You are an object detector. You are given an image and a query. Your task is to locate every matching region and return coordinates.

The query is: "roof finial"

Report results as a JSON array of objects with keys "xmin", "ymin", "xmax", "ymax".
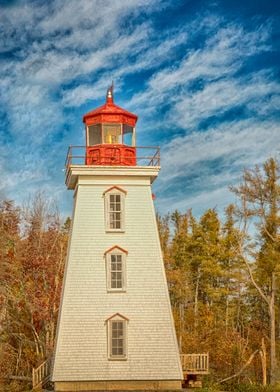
[{"xmin": 106, "ymin": 82, "xmax": 114, "ymax": 103}]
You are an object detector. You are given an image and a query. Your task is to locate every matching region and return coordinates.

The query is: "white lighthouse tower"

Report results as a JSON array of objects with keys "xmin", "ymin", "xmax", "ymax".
[{"xmin": 52, "ymin": 87, "xmax": 183, "ymax": 391}]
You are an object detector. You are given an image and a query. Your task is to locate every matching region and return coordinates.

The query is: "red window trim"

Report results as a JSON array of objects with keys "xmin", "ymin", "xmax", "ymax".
[
  {"xmin": 104, "ymin": 245, "xmax": 128, "ymax": 255},
  {"xmin": 103, "ymin": 186, "xmax": 127, "ymax": 195},
  {"xmin": 106, "ymin": 312, "xmax": 129, "ymax": 322}
]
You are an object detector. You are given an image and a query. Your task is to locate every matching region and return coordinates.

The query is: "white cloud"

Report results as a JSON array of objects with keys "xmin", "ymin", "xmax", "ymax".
[
  {"xmin": 1, "ymin": 82, "xmax": 63, "ymax": 143},
  {"xmin": 160, "ymin": 119, "xmax": 280, "ymax": 182},
  {"xmin": 38, "ymin": 0, "xmax": 157, "ymax": 37},
  {"xmin": 0, "ymin": 1, "xmax": 278, "ymax": 220},
  {"xmin": 153, "ymin": 119, "xmax": 280, "ymax": 216},
  {"xmin": 61, "ymin": 29, "xmax": 189, "ymax": 106},
  {"xmin": 157, "ymin": 185, "xmax": 232, "ymax": 216},
  {"xmin": 173, "ymin": 72, "xmax": 280, "ymax": 128},
  {"xmin": 129, "ymin": 24, "xmax": 271, "ymax": 111}
]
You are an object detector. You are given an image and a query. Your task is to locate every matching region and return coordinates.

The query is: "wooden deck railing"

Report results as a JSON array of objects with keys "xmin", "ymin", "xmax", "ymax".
[
  {"xmin": 32, "ymin": 357, "xmax": 51, "ymax": 390},
  {"xmin": 180, "ymin": 353, "xmax": 209, "ymax": 374},
  {"xmin": 32, "ymin": 354, "xmax": 208, "ymax": 387}
]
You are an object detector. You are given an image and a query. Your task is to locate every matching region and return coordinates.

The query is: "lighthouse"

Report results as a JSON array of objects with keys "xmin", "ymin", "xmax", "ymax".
[{"xmin": 52, "ymin": 87, "xmax": 183, "ymax": 391}]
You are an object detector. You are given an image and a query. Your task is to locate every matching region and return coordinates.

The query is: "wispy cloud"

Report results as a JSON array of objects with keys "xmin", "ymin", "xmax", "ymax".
[
  {"xmin": 129, "ymin": 23, "xmax": 271, "ymax": 111},
  {"xmin": 156, "ymin": 186, "xmax": 232, "ymax": 217},
  {"xmin": 173, "ymin": 72, "xmax": 280, "ymax": 129},
  {"xmin": 0, "ymin": 0, "xmax": 279, "ymax": 217},
  {"xmin": 161, "ymin": 119, "xmax": 280, "ymax": 179},
  {"xmin": 155, "ymin": 119, "xmax": 280, "ymax": 215},
  {"xmin": 61, "ymin": 28, "xmax": 189, "ymax": 106}
]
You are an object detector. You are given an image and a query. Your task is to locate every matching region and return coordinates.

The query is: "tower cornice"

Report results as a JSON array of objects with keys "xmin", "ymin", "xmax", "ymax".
[{"xmin": 66, "ymin": 165, "xmax": 160, "ymax": 190}]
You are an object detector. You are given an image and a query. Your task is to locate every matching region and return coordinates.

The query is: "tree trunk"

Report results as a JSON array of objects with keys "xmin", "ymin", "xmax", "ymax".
[
  {"xmin": 219, "ymin": 349, "xmax": 259, "ymax": 384},
  {"xmin": 269, "ymin": 273, "xmax": 277, "ymax": 384},
  {"xmin": 260, "ymin": 337, "xmax": 267, "ymax": 386},
  {"xmin": 194, "ymin": 269, "xmax": 200, "ymax": 328},
  {"xmin": 225, "ymin": 295, "xmax": 229, "ymax": 336},
  {"xmin": 179, "ymin": 302, "xmax": 183, "ymax": 351}
]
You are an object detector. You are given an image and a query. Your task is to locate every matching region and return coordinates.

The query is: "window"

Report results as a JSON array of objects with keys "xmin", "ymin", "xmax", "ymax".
[
  {"xmin": 109, "ymin": 193, "xmax": 122, "ymax": 229},
  {"xmin": 123, "ymin": 125, "xmax": 134, "ymax": 146},
  {"xmin": 106, "ymin": 313, "xmax": 128, "ymax": 359},
  {"xmin": 104, "ymin": 186, "xmax": 126, "ymax": 232},
  {"xmin": 111, "ymin": 320, "xmax": 125, "ymax": 357},
  {"xmin": 103, "ymin": 124, "xmax": 122, "ymax": 144},
  {"xmin": 88, "ymin": 124, "xmax": 102, "ymax": 145},
  {"xmin": 110, "ymin": 253, "xmax": 123, "ymax": 289},
  {"xmin": 105, "ymin": 246, "xmax": 127, "ymax": 292}
]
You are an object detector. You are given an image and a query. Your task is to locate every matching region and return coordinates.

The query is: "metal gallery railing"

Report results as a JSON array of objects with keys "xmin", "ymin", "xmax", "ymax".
[{"xmin": 65, "ymin": 145, "xmax": 160, "ymax": 168}]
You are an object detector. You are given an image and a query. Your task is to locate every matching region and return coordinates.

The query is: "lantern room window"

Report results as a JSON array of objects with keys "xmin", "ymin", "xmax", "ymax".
[
  {"xmin": 103, "ymin": 124, "xmax": 122, "ymax": 144},
  {"xmin": 85, "ymin": 122, "xmax": 135, "ymax": 152},
  {"xmin": 88, "ymin": 124, "xmax": 102, "ymax": 145},
  {"xmin": 123, "ymin": 124, "xmax": 134, "ymax": 146}
]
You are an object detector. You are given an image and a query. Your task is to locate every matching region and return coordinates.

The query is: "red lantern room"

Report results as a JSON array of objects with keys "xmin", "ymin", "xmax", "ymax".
[{"xmin": 83, "ymin": 85, "xmax": 138, "ymax": 166}]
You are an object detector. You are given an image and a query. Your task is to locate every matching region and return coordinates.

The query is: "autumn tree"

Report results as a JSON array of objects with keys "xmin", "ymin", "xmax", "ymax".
[
  {"xmin": 0, "ymin": 194, "xmax": 69, "ymax": 391},
  {"xmin": 231, "ymin": 157, "xmax": 280, "ymax": 384},
  {"xmin": 0, "ymin": 200, "xmax": 21, "ymax": 383}
]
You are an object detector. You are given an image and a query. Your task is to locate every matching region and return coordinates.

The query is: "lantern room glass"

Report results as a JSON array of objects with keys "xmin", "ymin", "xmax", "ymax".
[
  {"xmin": 86, "ymin": 123, "xmax": 135, "ymax": 147},
  {"xmin": 123, "ymin": 125, "xmax": 134, "ymax": 146},
  {"xmin": 103, "ymin": 124, "xmax": 122, "ymax": 144},
  {"xmin": 88, "ymin": 124, "xmax": 102, "ymax": 145}
]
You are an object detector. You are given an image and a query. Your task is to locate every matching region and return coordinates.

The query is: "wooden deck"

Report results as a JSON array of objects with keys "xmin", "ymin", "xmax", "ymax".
[
  {"xmin": 32, "ymin": 357, "xmax": 51, "ymax": 390},
  {"xmin": 180, "ymin": 353, "xmax": 209, "ymax": 375}
]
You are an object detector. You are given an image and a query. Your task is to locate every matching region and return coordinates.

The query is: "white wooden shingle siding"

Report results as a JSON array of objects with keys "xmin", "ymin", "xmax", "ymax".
[{"xmin": 52, "ymin": 168, "xmax": 183, "ymax": 382}]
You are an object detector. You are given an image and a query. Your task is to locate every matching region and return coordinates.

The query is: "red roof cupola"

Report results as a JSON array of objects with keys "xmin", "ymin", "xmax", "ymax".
[
  {"xmin": 83, "ymin": 86, "xmax": 137, "ymax": 166},
  {"xmin": 83, "ymin": 86, "xmax": 138, "ymax": 127}
]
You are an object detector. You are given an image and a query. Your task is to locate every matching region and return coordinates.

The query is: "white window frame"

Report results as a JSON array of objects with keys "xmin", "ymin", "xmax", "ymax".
[
  {"xmin": 105, "ymin": 246, "xmax": 127, "ymax": 292},
  {"xmin": 107, "ymin": 313, "xmax": 128, "ymax": 360},
  {"xmin": 104, "ymin": 187, "xmax": 126, "ymax": 232}
]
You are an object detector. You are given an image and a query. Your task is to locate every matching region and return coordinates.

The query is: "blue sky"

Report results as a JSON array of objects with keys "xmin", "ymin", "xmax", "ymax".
[{"xmin": 0, "ymin": 0, "xmax": 279, "ymax": 218}]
